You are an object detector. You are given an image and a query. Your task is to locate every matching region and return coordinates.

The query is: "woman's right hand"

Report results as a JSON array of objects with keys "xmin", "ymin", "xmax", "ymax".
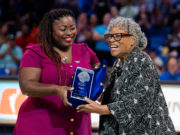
[{"xmin": 56, "ymin": 86, "xmax": 74, "ymax": 107}]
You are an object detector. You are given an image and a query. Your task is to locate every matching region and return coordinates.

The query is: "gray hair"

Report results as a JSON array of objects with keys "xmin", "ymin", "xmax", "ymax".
[{"xmin": 107, "ymin": 16, "xmax": 147, "ymax": 50}]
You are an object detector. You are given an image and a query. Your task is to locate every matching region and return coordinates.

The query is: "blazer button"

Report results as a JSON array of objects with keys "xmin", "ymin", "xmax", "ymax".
[
  {"xmin": 70, "ymin": 65, "xmax": 73, "ymax": 68},
  {"xmin": 70, "ymin": 131, "xmax": 74, "ymax": 135},
  {"xmin": 70, "ymin": 118, "xmax": 74, "ymax": 122}
]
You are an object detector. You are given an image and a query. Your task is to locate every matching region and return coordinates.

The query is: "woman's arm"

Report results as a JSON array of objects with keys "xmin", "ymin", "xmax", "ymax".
[{"xmin": 19, "ymin": 67, "xmax": 73, "ymax": 106}]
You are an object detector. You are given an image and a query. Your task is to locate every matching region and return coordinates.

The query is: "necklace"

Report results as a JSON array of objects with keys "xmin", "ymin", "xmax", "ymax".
[{"xmin": 62, "ymin": 56, "xmax": 68, "ymax": 63}]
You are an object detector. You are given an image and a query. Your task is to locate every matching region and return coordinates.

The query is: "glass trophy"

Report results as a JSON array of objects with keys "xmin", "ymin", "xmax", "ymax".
[
  {"xmin": 68, "ymin": 60, "xmax": 107, "ymax": 108},
  {"xmin": 71, "ymin": 67, "xmax": 94, "ymax": 100}
]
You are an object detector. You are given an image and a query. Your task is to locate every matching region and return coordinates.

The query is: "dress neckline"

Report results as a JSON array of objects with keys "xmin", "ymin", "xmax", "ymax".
[{"xmin": 61, "ymin": 44, "xmax": 74, "ymax": 65}]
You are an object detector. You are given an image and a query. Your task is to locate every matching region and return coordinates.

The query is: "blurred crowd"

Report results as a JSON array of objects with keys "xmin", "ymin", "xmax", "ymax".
[{"xmin": 0, "ymin": 0, "xmax": 180, "ymax": 81}]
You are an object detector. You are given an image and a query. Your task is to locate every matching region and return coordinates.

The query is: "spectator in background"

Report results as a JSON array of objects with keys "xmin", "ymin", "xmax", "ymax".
[
  {"xmin": 89, "ymin": 14, "xmax": 98, "ymax": 29},
  {"xmin": 88, "ymin": 13, "xmax": 98, "ymax": 51},
  {"xmin": 160, "ymin": 46, "xmax": 169, "ymax": 66},
  {"xmin": 149, "ymin": 49, "xmax": 164, "ymax": 75},
  {"xmin": 30, "ymin": 24, "xmax": 40, "ymax": 44},
  {"xmin": 75, "ymin": 13, "xmax": 92, "ymax": 44},
  {"xmin": 0, "ymin": 22, "xmax": 9, "ymax": 46},
  {"xmin": 93, "ymin": 0, "xmax": 111, "ymax": 24},
  {"xmin": 77, "ymin": 0, "xmax": 94, "ymax": 15},
  {"xmin": 0, "ymin": 34, "xmax": 23, "ymax": 76},
  {"xmin": 166, "ymin": 19, "xmax": 180, "ymax": 55},
  {"xmin": 112, "ymin": 0, "xmax": 122, "ymax": 10},
  {"xmin": 92, "ymin": 13, "xmax": 114, "ymax": 66},
  {"xmin": 143, "ymin": 0, "xmax": 156, "ymax": 13},
  {"xmin": 170, "ymin": 0, "xmax": 180, "ymax": 23},
  {"xmin": 119, "ymin": 0, "xmax": 139, "ymax": 19},
  {"xmin": 150, "ymin": 6, "xmax": 167, "ymax": 36},
  {"xmin": 0, "ymin": 0, "xmax": 18, "ymax": 22},
  {"xmin": 16, "ymin": 23, "xmax": 38, "ymax": 52},
  {"xmin": 135, "ymin": 4, "xmax": 151, "ymax": 39},
  {"xmin": 110, "ymin": 6, "xmax": 119, "ymax": 18},
  {"xmin": 160, "ymin": 56, "xmax": 180, "ymax": 81},
  {"xmin": 55, "ymin": 0, "xmax": 79, "ymax": 18}
]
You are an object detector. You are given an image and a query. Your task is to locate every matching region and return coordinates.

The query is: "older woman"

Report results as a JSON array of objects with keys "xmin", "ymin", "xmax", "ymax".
[{"xmin": 77, "ymin": 17, "xmax": 176, "ymax": 135}]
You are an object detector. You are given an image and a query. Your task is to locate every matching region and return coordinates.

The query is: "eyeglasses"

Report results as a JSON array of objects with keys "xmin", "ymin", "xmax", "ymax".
[{"xmin": 104, "ymin": 33, "xmax": 131, "ymax": 42}]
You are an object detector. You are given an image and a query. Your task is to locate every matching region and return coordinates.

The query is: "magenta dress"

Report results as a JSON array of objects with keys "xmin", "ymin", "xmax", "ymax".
[{"xmin": 13, "ymin": 43, "xmax": 99, "ymax": 135}]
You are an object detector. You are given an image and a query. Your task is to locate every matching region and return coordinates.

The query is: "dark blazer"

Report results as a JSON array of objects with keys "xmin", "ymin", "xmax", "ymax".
[{"xmin": 100, "ymin": 47, "xmax": 176, "ymax": 135}]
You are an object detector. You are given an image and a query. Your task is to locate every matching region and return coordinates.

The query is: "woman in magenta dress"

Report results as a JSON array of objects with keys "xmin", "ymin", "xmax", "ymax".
[{"xmin": 13, "ymin": 8, "xmax": 99, "ymax": 135}]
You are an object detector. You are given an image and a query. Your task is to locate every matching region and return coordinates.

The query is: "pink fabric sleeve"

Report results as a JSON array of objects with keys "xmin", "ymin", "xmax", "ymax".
[{"xmin": 20, "ymin": 49, "xmax": 41, "ymax": 69}]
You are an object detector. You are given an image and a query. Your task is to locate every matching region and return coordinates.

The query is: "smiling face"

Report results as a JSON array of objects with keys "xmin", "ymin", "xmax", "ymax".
[
  {"xmin": 107, "ymin": 25, "xmax": 136, "ymax": 59},
  {"xmin": 52, "ymin": 16, "xmax": 77, "ymax": 50}
]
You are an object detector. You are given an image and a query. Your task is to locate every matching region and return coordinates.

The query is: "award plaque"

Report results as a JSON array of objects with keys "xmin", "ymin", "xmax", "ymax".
[
  {"xmin": 71, "ymin": 67, "xmax": 94, "ymax": 100},
  {"xmin": 68, "ymin": 60, "xmax": 107, "ymax": 108}
]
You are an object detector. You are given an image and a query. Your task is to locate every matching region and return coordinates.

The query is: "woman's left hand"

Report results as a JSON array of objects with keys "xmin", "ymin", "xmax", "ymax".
[{"xmin": 76, "ymin": 98, "xmax": 111, "ymax": 115}]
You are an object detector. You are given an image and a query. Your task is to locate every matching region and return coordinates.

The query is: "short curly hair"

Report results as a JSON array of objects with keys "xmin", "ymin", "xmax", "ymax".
[{"xmin": 107, "ymin": 16, "xmax": 147, "ymax": 50}]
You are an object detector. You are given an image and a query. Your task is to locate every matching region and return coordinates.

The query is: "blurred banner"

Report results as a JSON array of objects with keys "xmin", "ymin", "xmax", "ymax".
[
  {"xmin": 0, "ymin": 81, "xmax": 26, "ymax": 124},
  {"xmin": 0, "ymin": 80, "xmax": 180, "ymax": 132},
  {"xmin": 162, "ymin": 84, "xmax": 180, "ymax": 132}
]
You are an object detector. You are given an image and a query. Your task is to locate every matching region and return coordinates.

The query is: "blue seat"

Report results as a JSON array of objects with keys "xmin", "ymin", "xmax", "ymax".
[
  {"xmin": 149, "ymin": 36, "xmax": 166, "ymax": 54},
  {"xmin": 0, "ymin": 68, "xmax": 7, "ymax": 76}
]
